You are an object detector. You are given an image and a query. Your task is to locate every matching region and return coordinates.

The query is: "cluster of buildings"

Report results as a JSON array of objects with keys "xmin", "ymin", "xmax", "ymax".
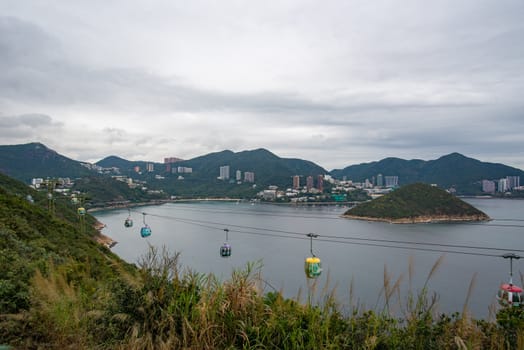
[
  {"xmin": 482, "ymin": 176, "xmax": 521, "ymax": 194},
  {"xmin": 31, "ymin": 177, "xmax": 73, "ymax": 189},
  {"xmin": 164, "ymin": 157, "xmax": 192, "ymax": 175},
  {"xmin": 258, "ymin": 173, "xmax": 400, "ymax": 202},
  {"xmin": 292, "ymin": 175, "xmax": 324, "ymax": 192},
  {"xmin": 218, "ymin": 165, "xmax": 255, "ymax": 184}
]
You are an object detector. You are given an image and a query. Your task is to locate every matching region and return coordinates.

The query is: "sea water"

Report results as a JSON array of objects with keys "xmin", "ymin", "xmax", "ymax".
[{"xmin": 94, "ymin": 198, "xmax": 524, "ymax": 319}]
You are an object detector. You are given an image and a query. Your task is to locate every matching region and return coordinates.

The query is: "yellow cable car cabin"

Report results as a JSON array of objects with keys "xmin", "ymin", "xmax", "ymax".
[
  {"xmin": 77, "ymin": 207, "xmax": 86, "ymax": 215},
  {"xmin": 305, "ymin": 256, "xmax": 322, "ymax": 278}
]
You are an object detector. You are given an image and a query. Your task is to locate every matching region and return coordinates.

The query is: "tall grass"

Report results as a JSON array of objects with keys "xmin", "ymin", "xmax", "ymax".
[{"xmin": 5, "ymin": 247, "xmax": 524, "ymax": 349}]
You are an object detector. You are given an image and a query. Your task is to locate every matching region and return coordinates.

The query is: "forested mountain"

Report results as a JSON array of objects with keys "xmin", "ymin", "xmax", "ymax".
[
  {"xmin": 176, "ymin": 148, "xmax": 327, "ymax": 186},
  {"xmin": 1, "ymin": 143, "xmax": 523, "ymax": 197},
  {"xmin": 331, "ymin": 152, "xmax": 524, "ymax": 190},
  {"xmin": 0, "ymin": 142, "xmax": 93, "ymax": 181},
  {"xmin": 96, "ymin": 148, "xmax": 327, "ymax": 191}
]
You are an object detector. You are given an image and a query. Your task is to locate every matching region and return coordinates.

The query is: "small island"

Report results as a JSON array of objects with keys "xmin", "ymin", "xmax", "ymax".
[{"xmin": 342, "ymin": 183, "xmax": 490, "ymax": 224}]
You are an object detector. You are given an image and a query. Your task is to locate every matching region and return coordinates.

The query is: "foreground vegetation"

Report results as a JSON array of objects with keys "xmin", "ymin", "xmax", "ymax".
[{"xmin": 2, "ymin": 173, "xmax": 524, "ymax": 349}]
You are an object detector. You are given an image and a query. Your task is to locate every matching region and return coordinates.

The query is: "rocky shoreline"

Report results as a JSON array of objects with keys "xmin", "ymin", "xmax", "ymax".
[
  {"xmin": 342, "ymin": 214, "xmax": 491, "ymax": 224},
  {"xmin": 93, "ymin": 221, "xmax": 118, "ymax": 248}
]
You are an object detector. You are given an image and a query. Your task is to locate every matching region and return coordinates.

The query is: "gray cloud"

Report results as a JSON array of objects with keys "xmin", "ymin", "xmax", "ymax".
[
  {"xmin": 0, "ymin": 1, "xmax": 523, "ymax": 170},
  {"xmin": 0, "ymin": 113, "xmax": 63, "ymax": 139},
  {"xmin": 0, "ymin": 113, "xmax": 60, "ymax": 128}
]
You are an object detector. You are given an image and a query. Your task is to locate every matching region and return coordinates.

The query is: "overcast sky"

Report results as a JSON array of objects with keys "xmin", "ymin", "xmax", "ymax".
[{"xmin": 1, "ymin": 1, "xmax": 523, "ymax": 170}]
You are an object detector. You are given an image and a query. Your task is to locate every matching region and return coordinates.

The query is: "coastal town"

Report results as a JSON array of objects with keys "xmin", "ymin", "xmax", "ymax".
[{"xmin": 28, "ymin": 159, "xmax": 522, "ymax": 207}]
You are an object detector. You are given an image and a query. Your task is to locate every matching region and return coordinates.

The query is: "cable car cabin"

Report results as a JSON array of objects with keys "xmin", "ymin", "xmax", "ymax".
[
  {"xmin": 220, "ymin": 243, "xmax": 231, "ymax": 257},
  {"xmin": 124, "ymin": 218, "xmax": 133, "ymax": 228},
  {"xmin": 305, "ymin": 256, "xmax": 322, "ymax": 278},
  {"xmin": 497, "ymin": 284, "xmax": 524, "ymax": 307},
  {"xmin": 77, "ymin": 207, "xmax": 86, "ymax": 216},
  {"xmin": 140, "ymin": 225, "xmax": 152, "ymax": 238}
]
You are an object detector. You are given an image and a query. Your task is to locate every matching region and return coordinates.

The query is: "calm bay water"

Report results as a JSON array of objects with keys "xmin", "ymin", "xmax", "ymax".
[{"xmin": 94, "ymin": 198, "xmax": 524, "ymax": 319}]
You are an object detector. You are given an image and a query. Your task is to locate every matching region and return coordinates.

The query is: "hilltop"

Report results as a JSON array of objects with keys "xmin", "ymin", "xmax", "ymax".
[
  {"xmin": 0, "ymin": 142, "xmax": 93, "ymax": 181},
  {"xmin": 343, "ymin": 183, "xmax": 490, "ymax": 223}
]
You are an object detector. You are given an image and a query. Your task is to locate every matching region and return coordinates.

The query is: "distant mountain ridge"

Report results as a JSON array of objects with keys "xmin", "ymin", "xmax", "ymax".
[
  {"xmin": 97, "ymin": 148, "xmax": 327, "ymax": 188},
  {"xmin": 0, "ymin": 142, "xmax": 93, "ymax": 182},
  {"xmin": 176, "ymin": 148, "xmax": 327, "ymax": 186},
  {"xmin": 331, "ymin": 152, "xmax": 524, "ymax": 191},
  {"xmin": 96, "ymin": 155, "xmax": 163, "ymax": 172},
  {"xmin": 0, "ymin": 143, "xmax": 523, "ymax": 196}
]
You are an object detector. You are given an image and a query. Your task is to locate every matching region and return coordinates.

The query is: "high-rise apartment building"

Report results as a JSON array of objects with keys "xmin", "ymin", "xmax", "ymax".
[
  {"xmin": 219, "ymin": 165, "xmax": 230, "ymax": 180},
  {"xmin": 244, "ymin": 172, "xmax": 255, "ymax": 183},
  {"xmin": 384, "ymin": 176, "xmax": 399, "ymax": 188},
  {"xmin": 377, "ymin": 174, "xmax": 384, "ymax": 187},
  {"xmin": 292, "ymin": 175, "xmax": 300, "ymax": 189},
  {"xmin": 306, "ymin": 176, "xmax": 314, "ymax": 191},
  {"xmin": 506, "ymin": 176, "xmax": 520, "ymax": 190},
  {"xmin": 317, "ymin": 175, "xmax": 324, "ymax": 192},
  {"xmin": 164, "ymin": 157, "xmax": 182, "ymax": 173},
  {"xmin": 482, "ymin": 180, "xmax": 496, "ymax": 193},
  {"xmin": 236, "ymin": 170, "xmax": 242, "ymax": 181},
  {"xmin": 498, "ymin": 178, "xmax": 508, "ymax": 192}
]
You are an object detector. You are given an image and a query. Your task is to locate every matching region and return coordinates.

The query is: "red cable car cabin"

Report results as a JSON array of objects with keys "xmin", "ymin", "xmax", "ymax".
[{"xmin": 497, "ymin": 283, "xmax": 524, "ymax": 307}]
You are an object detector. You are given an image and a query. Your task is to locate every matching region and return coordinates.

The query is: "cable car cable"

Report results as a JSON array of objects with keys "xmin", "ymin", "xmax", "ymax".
[
  {"xmin": 151, "ymin": 204, "xmax": 344, "ymax": 220},
  {"xmin": 132, "ymin": 209, "xmax": 524, "ymax": 255},
  {"xmin": 130, "ymin": 202, "xmax": 524, "ymax": 223},
  {"xmin": 150, "ymin": 212, "xmax": 508, "ymax": 258}
]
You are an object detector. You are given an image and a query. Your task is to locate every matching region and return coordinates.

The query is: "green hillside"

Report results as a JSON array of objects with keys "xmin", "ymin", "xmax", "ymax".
[
  {"xmin": 344, "ymin": 183, "xmax": 490, "ymax": 222},
  {"xmin": 97, "ymin": 148, "xmax": 328, "ymax": 198},
  {"xmin": 0, "ymin": 171, "xmax": 132, "ymax": 317},
  {"xmin": 0, "ymin": 142, "xmax": 93, "ymax": 182},
  {"xmin": 73, "ymin": 176, "xmax": 168, "ymax": 206}
]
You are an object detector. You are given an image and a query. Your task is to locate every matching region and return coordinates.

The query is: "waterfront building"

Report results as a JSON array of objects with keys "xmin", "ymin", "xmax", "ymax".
[
  {"xmin": 306, "ymin": 176, "xmax": 314, "ymax": 191},
  {"xmin": 146, "ymin": 163, "xmax": 154, "ymax": 172},
  {"xmin": 292, "ymin": 175, "xmax": 300, "ymax": 189},
  {"xmin": 506, "ymin": 176, "xmax": 520, "ymax": 190},
  {"xmin": 236, "ymin": 170, "xmax": 242, "ymax": 181},
  {"xmin": 498, "ymin": 178, "xmax": 508, "ymax": 192},
  {"xmin": 482, "ymin": 180, "xmax": 496, "ymax": 193},
  {"xmin": 317, "ymin": 175, "xmax": 324, "ymax": 192},
  {"xmin": 262, "ymin": 189, "xmax": 277, "ymax": 200}
]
